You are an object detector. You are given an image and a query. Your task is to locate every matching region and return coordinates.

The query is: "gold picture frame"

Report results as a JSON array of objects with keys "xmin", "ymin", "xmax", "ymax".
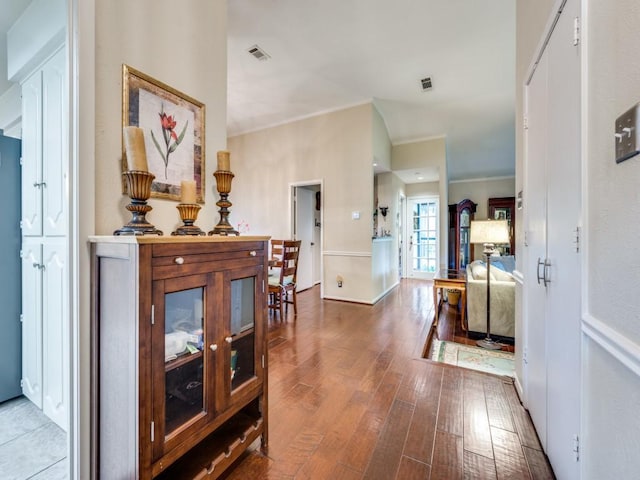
[{"xmin": 122, "ymin": 64, "xmax": 205, "ymax": 202}]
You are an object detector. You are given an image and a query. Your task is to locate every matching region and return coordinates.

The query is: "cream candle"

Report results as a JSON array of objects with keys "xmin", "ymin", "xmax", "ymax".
[
  {"xmin": 181, "ymin": 180, "xmax": 197, "ymax": 204},
  {"xmin": 217, "ymin": 150, "xmax": 230, "ymax": 171},
  {"xmin": 123, "ymin": 126, "xmax": 148, "ymax": 172}
]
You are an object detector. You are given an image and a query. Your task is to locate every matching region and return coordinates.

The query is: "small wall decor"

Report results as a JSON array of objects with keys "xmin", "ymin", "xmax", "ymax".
[{"xmin": 122, "ymin": 64, "xmax": 205, "ymax": 203}]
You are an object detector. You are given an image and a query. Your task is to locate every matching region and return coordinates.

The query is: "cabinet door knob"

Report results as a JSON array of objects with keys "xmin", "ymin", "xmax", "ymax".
[
  {"xmin": 225, "ymin": 336, "xmax": 233, "ymax": 344},
  {"xmin": 209, "ymin": 344, "xmax": 218, "ymax": 352},
  {"xmin": 174, "ymin": 257, "xmax": 184, "ymax": 265},
  {"xmin": 249, "ymin": 251, "xmax": 256, "ymax": 257}
]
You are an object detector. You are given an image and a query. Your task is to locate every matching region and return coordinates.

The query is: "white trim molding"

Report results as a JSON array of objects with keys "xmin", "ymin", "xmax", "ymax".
[
  {"xmin": 582, "ymin": 314, "xmax": 640, "ymax": 378},
  {"xmin": 323, "ymin": 250, "xmax": 372, "ymax": 258}
]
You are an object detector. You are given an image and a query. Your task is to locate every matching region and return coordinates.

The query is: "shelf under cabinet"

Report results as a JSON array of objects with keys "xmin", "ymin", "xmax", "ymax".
[
  {"xmin": 165, "ymin": 350, "xmax": 203, "ymax": 372},
  {"xmin": 154, "ymin": 409, "xmax": 264, "ymax": 480}
]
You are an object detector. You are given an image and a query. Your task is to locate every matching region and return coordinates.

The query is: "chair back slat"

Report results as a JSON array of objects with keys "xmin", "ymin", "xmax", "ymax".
[{"xmin": 280, "ymin": 240, "xmax": 301, "ymax": 282}]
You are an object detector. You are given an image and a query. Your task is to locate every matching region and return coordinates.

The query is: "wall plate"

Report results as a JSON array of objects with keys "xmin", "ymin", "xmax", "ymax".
[{"xmin": 615, "ymin": 103, "xmax": 640, "ymax": 163}]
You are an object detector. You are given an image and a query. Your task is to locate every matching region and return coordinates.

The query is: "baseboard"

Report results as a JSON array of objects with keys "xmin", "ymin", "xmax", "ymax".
[
  {"xmin": 371, "ymin": 281, "xmax": 400, "ymax": 304},
  {"xmin": 514, "ymin": 373, "xmax": 525, "ymax": 403}
]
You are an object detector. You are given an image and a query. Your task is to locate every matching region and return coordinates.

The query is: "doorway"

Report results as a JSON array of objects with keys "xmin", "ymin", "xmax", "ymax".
[
  {"xmin": 290, "ymin": 182, "xmax": 323, "ymax": 294},
  {"xmin": 404, "ymin": 196, "xmax": 439, "ymax": 280}
]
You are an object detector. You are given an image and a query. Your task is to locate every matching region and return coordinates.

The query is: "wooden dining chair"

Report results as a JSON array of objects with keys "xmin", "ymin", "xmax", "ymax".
[{"xmin": 268, "ymin": 240, "xmax": 301, "ymax": 319}]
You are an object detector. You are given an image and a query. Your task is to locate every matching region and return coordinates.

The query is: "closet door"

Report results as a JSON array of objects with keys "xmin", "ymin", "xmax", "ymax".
[
  {"xmin": 21, "ymin": 241, "xmax": 43, "ymax": 408},
  {"xmin": 42, "ymin": 239, "xmax": 68, "ymax": 429},
  {"xmin": 21, "ymin": 71, "xmax": 43, "ymax": 237},
  {"xmin": 41, "ymin": 48, "xmax": 66, "ymax": 237},
  {"xmin": 524, "ymin": 0, "xmax": 581, "ymax": 478}
]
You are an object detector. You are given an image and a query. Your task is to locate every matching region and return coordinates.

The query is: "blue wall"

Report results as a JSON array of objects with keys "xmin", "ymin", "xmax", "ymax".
[{"xmin": 0, "ymin": 132, "xmax": 22, "ymax": 403}]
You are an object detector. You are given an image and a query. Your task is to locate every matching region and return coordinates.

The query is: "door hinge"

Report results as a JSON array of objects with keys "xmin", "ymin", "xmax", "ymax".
[
  {"xmin": 523, "ymin": 347, "xmax": 528, "ymax": 365},
  {"xmin": 151, "ymin": 421, "xmax": 155, "ymax": 442},
  {"xmin": 261, "ymin": 354, "xmax": 265, "ymax": 369},
  {"xmin": 19, "ymin": 156, "xmax": 23, "ymax": 166},
  {"xmin": 572, "ymin": 434, "xmax": 580, "ymax": 461},
  {"xmin": 151, "ymin": 305, "xmax": 155, "ymax": 325},
  {"xmin": 19, "ymin": 249, "xmax": 23, "ymax": 258},
  {"xmin": 573, "ymin": 227, "xmax": 580, "ymax": 253},
  {"xmin": 262, "ymin": 279, "xmax": 265, "ymax": 294},
  {"xmin": 573, "ymin": 17, "xmax": 580, "ymax": 46},
  {"xmin": 523, "ymin": 115, "xmax": 528, "ymax": 130},
  {"xmin": 20, "ymin": 314, "xmax": 23, "ymax": 323},
  {"xmin": 20, "ymin": 379, "xmax": 24, "ymax": 388}
]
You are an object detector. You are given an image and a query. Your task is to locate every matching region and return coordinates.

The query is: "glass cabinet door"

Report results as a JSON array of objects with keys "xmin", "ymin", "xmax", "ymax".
[
  {"xmin": 152, "ymin": 273, "xmax": 214, "ymax": 460},
  {"xmin": 223, "ymin": 265, "xmax": 264, "ymax": 404}
]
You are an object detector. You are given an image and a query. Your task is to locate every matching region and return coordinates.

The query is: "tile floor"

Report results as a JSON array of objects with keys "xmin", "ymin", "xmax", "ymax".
[{"xmin": 0, "ymin": 396, "xmax": 68, "ymax": 479}]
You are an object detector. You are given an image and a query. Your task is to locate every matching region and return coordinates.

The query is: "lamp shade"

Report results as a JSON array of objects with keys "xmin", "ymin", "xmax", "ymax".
[{"xmin": 469, "ymin": 219, "xmax": 510, "ymax": 244}]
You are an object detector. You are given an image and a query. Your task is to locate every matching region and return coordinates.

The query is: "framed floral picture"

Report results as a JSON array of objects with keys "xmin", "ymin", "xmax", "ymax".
[{"xmin": 122, "ymin": 64, "xmax": 205, "ymax": 202}]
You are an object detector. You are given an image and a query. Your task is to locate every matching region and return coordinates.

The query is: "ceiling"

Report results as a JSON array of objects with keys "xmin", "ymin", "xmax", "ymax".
[
  {"xmin": 227, "ymin": 0, "xmax": 516, "ymax": 182},
  {"xmin": 1, "ymin": 1, "xmax": 515, "ymax": 183}
]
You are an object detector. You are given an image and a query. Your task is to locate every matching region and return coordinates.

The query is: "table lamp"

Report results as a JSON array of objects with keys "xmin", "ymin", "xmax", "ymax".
[{"xmin": 469, "ymin": 219, "xmax": 510, "ymax": 350}]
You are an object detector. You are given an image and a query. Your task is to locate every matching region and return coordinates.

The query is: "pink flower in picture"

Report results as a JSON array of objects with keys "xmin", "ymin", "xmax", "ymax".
[{"xmin": 151, "ymin": 103, "xmax": 188, "ymax": 179}]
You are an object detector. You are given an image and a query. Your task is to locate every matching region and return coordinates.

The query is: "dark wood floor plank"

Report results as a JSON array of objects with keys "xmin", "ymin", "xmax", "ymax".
[
  {"xmin": 463, "ymin": 450, "xmax": 497, "ymax": 480},
  {"xmin": 396, "ymin": 455, "xmax": 431, "ymax": 480},
  {"xmin": 502, "ymin": 382, "xmax": 543, "ymax": 450},
  {"xmin": 431, "ymin": 430, "xmax": 464, "ymax": 480},
  {"xmin": 523, "ymin": 446, "xmax": 556, "ymax": 480},
  {"xmin": 339, "ymin": 369, "xmax": 404, "ymax": 472},
  {"xmin": 363, "ymin": 399, "xmax": 415, "ymax": 480},
  {"xmin": 402, "ymin": 360, "xmax": 442, "ymax": 464},
  {"xmin": 484, "ymin": 375, "xmax": 516, "ymax": 433},
  {"xmin": 437, "ymin": 366, "xmax": 464, "ymax": 436},
  {"xmin": 491, "ymin": 427, "xmax": 532, "ymax": 480},
  {"xmin": 463, "ymin": 370, "xmax": 494, "ymax": 459}
]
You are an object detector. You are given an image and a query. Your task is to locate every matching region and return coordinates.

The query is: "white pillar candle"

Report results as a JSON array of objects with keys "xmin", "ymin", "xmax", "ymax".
[
  {"xmin": 181, "ymin": 180, "xmax": 197, "ymax": 204},
  {"xmin": 123, "ymin": 126, "xmax": 148, "ymax": 172},
  {"xmin": 217, "ymin": 150, "xmax": 230, "ymax": 171}
]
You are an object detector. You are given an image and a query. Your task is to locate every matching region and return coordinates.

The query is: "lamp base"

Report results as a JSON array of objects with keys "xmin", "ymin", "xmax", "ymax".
[{"xmin": 476, "ymin": 338, "xmax": 503, "ymax": 350}]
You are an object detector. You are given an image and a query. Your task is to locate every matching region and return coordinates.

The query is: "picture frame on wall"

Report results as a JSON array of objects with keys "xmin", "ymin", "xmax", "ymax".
[{"xmin": 122, "ymin": 64, "xmax": 205, "ymax": 202}]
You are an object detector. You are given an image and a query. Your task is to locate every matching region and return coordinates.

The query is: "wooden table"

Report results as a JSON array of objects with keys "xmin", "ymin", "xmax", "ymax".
[{"xmin": 433, "ymin": 268, "xmax": 467, "ymax": 331}]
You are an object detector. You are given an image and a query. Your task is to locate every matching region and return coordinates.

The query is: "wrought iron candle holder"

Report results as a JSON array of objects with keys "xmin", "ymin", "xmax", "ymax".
[
  {"xmin": 208, "ymin": 170, "xmax": 239, "ymax": 236},
  {"xmin": 114, "ymin": 170, "xmax": 163, "ymax": 236},
  {"xmin": 172, "ymin": 203, "xmax": 205, "ymax": 236}
]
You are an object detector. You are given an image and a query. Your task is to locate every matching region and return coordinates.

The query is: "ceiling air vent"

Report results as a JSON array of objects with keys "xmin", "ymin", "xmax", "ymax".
[
  {"xmin": 420, "ymin": 77, "xmax": 433, "ymax": 91},
  {"xmin": 247, "ymin": 44, "xmax": 270, "ymax": 61}
]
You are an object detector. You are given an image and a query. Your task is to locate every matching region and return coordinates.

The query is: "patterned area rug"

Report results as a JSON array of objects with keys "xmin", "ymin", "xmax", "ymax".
[{"xmin": 429, "ymin": 339, "xmax": 515, "ymax": 377}]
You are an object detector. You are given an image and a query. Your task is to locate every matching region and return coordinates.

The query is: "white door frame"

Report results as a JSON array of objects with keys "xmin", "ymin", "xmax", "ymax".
[
  {"xmin": 404, "ymin": 195, "xmax": 440, "ymax": 280},
  {"xmin": 289, "ymin": 179, "xmax": 324, "ymax": 298}
]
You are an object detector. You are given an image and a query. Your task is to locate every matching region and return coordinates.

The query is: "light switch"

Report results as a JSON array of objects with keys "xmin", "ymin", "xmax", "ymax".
[{"xmin": 615, "ymin": 103, "xmax": 640, "ymax": 163}]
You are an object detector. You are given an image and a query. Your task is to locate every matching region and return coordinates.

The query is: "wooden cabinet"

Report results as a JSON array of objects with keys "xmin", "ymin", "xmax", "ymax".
[
  {"xmin": 448, "ymin": 199, "xmax": 477, "ymax": 270},
  {"xmin": 91, "ymin": 236, "xmax": 269, "ymax": 480},
  {"xmin": 488, "ymin": 197, "xmax": 516, "ymax": 256}
]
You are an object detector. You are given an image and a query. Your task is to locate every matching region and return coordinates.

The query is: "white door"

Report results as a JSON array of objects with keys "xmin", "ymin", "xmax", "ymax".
[
  {"xmin": 524, "ymin": 48, "xmax": 549, "ymax": 447},
  {"xmin": 406, "ymin": 197, "xmax": 439, "ymax": 280},
  {"xmin": 524, "ymin": 1, "xmax": 581, "ymax": 477},
  {"xmin": 42, "ymin": 48, "xmax": 67, "ymax": 237},
  {"xmin": 21, "ymin": 70, "xmax": 43, "ymax": 237},
  {"xmin": 21, "ymin": 241, "xmax": 43, "ymax": 408},
  {"xmin": 42, "ymin": 240, "xmax": 68, "ymax": 430},
  {"xmin": 544, "ymin": 0, "xmax": 581, "ymax": 476},
  {"xmin": 293, "ymin": 186, "xmax": 314, "ymax": 291}
]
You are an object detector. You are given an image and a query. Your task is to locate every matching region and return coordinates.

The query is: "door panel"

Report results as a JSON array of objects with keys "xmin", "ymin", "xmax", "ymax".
[
  {"xmin": 525, "ymin": 50, "xmax": 549, "ymax": 448},
  {"xmin": 21, "ymin": 72, "xmax": 42, "ymax": 237},
  {"xmin": 42, "ymin": 48, "xmax": 67, "ymax": 237},
  {"xmin": 407, "ymin": 197, "xmax": 439, "ymax": 280},
  {"xmin": 545, "ymin": 1, "xmax": 581, "ymax": 477},
  {"xmin": 294, "ymin": 187, "xmax": 314, "ymax": 291},
  {"xmin": 42, "ymin": 241, "xmax": 68, "ymax": 429},
  {"xmin": 21, "ymin": 242, "xmax": 42, "ymax": 407}
]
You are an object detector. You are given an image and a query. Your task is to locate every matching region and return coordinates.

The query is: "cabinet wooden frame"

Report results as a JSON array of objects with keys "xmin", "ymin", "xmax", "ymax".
[{"xmin": 91, "ymin": 237, "xmax": 269, "ymax": 480}]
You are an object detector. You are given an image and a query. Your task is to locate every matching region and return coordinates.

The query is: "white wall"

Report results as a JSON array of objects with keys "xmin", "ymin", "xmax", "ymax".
[
  {"xmin": 229, "ymin": 104, "xmax": 375, "ymax": 303},
  {"xmin": 392, "ymin": 139, "xmax": 448, "ymax": 268},
  {"xmin": 94, "ymin": 0, "xmax": 228, "ymax": 236},
  {"xmin": 582, "ymin": 0, "xmax": 640, "ymax": 477},
  {"xmin": 74, "ymin": 1, "xmax": 228, "ymax": 477}
]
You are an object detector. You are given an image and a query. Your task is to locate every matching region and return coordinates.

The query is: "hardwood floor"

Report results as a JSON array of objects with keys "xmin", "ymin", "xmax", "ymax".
[{"xmin": 221, "ymin": 280, "xmax": 553, "ymax": 479}]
